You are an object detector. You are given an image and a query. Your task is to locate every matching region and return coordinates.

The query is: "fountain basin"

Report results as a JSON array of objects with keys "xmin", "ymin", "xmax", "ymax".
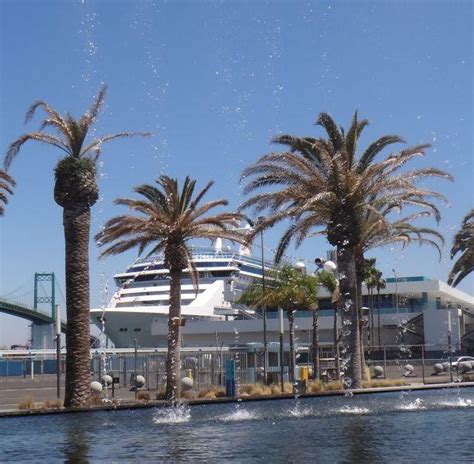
[{"xmin": 1, "ymin": 386, "xmax": 473, "ymax": 462}]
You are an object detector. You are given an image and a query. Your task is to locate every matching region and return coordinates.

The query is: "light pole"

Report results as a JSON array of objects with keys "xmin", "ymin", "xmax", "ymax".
[
  {"xmin": 295, "ymin": 260, "xmax": 307, "ymax": 381},
  {"xmin": 314, "ymin": 257, "xmax": 338, "ymax": 379},
  {"xmin": 258, "ymin": 216, "xmax": 268, "ymax": 385},
  {"xmin": 279, "ymin": 307, "xmax": 284, "ymax": 391},
  {"xmin": 392, "ymin": 269, "xmax": 399, "ymax": 314}
]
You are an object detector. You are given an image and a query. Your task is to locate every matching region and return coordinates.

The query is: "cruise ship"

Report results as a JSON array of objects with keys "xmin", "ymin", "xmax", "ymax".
[
  {"xmin": 90, "ymin": 240, "xmax": 277, "ymax": 347},
  {"xmin": 91, "ymin": 242, "xmax": 474, "ymax": 355}
]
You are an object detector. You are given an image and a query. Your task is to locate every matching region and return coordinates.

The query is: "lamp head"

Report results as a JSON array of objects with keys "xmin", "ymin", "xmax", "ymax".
[
  {"xmin": 295, "ymin": 260, "xmax": 307, "ymax": 272},
  {"xmin": 314, "ymin": 257, "xmax": 326, "ymax": 268},
  {"xmin": 323, "ymin": 260, "xmax": 337, "ymax": 272}
]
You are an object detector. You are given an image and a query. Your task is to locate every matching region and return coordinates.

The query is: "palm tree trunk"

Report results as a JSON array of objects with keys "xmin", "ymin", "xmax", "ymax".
[
  {"xmin": 288, "ymin": 310, "xmax": 296, "ymax": 383},
  {"xmin": 165, "ymin": 267, "xmax": 182, "ymax": 401},
  {"xmin": 63, "ymin": 205, "xmax": 92, "ymax": 408},
  {"xmin": 311, "ymin": 309, "xmax": 320, "ymax": 380},
  {"xmin": 338, "ymin": 246, "xmax": 362, "ymax": 389}
]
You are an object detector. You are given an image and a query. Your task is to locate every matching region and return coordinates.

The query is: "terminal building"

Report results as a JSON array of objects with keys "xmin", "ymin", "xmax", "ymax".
[{"xmin": 274, "ymin": 275, "xmax": 474, "ymax": 356}]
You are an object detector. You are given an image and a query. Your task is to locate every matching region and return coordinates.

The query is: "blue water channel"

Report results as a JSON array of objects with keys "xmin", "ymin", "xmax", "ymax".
[{"xmin": 1, "ymin": 388, "xmax": 473, "ymax": 463}]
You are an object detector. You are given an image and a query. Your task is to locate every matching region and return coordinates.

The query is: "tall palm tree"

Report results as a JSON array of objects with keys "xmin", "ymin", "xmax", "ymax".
[
  {"xmin": 239, "ymin": 265, "xmax": 318, "ymax": 384},
  {"xmin": 448, "ymin": 209, "xmax": 474, "ymax": 287},
  {"xmin": 96, "ymin": 175, "xmax": 244, "ymax": 401},
  {"xmin": 0, "ymin": 170, "xmax": 15, "ymax": 216},
  {"xmin": 4, "ymin": 86, "xmax": 148, "ymax": 407},
  {"xmin": 240, "ymin": 111, "xmax": 450, "ymax": 388}
]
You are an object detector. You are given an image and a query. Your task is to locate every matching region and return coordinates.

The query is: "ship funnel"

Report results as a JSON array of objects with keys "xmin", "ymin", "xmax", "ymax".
[
  {"xmin": 214, "ymin": 237, "xmax": 223, "ymax": 252},
  {"xmin": 239, "ymin": 244, "xmax": 251, "ymax": 256}
]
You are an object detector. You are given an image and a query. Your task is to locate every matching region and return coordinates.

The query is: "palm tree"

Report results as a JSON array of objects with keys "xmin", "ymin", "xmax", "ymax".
[
  {"xmin": 448, "ymin": 209, "xmax": 474, "ymax": 287},
  {"xmin": 4, "ymin": 86, "xmax": 148, "ymax": 407},
  {"xmin": 240, "ymin": 111, "xmax": 450, "ymax": 389},
  {"xmin": 238, "ymin": 265, "xmax": 318, "ymax": 384},
  {"xmin": 0, "ymin": 170, "xmax": 15, "ymax": 215},
  {"xmin": 363, "ymin": 259, "xmax": 383, "ymax": 354},
  {"xmin": 96, "ymin": 175, "xmax": 244, "ymax": 401}
]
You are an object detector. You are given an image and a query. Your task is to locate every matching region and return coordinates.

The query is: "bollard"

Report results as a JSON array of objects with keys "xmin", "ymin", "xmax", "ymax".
[{"xmin": 373, "ymin": 366, "xmax": 384, "ymax": 378}]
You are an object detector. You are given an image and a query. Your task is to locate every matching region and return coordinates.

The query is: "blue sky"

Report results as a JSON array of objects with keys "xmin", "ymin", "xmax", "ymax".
[{"xmin": 0, "ymin": 0, "xmax": 472, "ymax": 346}]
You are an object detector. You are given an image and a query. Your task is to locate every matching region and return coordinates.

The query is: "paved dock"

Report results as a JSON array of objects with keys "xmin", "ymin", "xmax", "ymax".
[{"xmin": 0, "ymin": 372, "xmax": 469, "ymax": 412}]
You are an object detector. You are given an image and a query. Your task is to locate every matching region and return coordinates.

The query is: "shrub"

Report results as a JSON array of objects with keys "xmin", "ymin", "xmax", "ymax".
[
  {"xmin": 270, "ymin": 384, "xmax": 283, "ymax": 395},
  {"xmin": 282, "ymin": 382, "xmax": 294, "ymax": 393},
  {"xmin": 91, "ymin": 393, "xmax": 104, "ymax": 406},
  {"xmin": 43, "ymin": 399, "xmax": 63, "ymax": 410},
  {"xmin": 197, "ymin": 386, "xmax": 226, "ymax": 399},
  {"xmin": 322, "ymin": 381, "xmax": 344, "ymax": 392},
  {"xmin": 156, "ymin": 388, "xmax": 166, "ymax": 400},
  {"xmin": 18, "ymin": 395, "xmax": 35, "ymax": 410},
  {"xmin": 181, "ymin": 390, "xmax": 198, "ymax": 400},
  {"xmin": 238, "ymin": 383, "xmax": 272, "ymax": 397},
  {"xmin": 137, "ymin": 391, "xmax": 151, "ymax": 401},
  {"xmin": 307, "ymin": 380, "xmax": 323, "ymax": 393}
]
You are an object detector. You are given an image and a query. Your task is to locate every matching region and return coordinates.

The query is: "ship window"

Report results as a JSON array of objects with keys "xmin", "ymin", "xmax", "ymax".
[
  {"xmin": 134, "ymin": 328, "xmax": 141, "ymax": 332},
  {"xmin": 210, "ymin": 271, "xmax": 232, "ymax": 277}
]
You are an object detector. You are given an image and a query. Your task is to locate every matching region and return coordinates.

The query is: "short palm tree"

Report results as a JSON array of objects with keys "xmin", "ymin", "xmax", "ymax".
[
  {"xmin": 4, "ymin": 86, "xmax": 148, "ymax": 407},
  {"xmin": 239, "ymin": 265, "xmax": 318, "ymax": 384},
  {"xmin": 362, "ymin": 259, "xmax": 381, "ymax": 352},
  {"xmin": 448, "ymin": 209, "xmax": 474, "ymax": 287},
  {"xmin": 241, "ymin": 111, "xmax": 450, "ymax": 389},
  {"xmin": 96, "ymin": 175, "xmax": 244, "ymax": 401},
  {"xmin": 0, "ymin": 170, "xmax": 15, "ymax": 215}
]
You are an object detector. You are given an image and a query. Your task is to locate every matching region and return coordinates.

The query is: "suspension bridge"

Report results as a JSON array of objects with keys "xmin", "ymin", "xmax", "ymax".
[{"xmin": 0, "ymin": 273, "xmax": 66, "ymax": 349}]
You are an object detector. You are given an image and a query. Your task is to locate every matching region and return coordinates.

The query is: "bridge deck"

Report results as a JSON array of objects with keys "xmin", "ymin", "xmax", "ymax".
[{"xmin": 0, "ymin": 298, "xmax": 67, "ymax": 332}]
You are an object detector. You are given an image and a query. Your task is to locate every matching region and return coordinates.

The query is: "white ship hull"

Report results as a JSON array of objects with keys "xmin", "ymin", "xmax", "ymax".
[{"xmin": 91, "ymin": 306, "xmax": 419, "ymax": 348}]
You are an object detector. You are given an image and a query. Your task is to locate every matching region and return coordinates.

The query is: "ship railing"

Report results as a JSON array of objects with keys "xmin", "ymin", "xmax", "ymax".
[{"xmin": 234, "ymin": 305, "xmax": 262, "ymax": 320}]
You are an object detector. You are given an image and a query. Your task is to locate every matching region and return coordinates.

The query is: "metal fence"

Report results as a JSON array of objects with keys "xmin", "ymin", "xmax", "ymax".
[{"xmin": 0, "ymin": 344, "xmax": 472, "ymax": 392}]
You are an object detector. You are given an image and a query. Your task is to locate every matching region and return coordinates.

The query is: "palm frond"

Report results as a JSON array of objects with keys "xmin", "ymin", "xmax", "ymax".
[
  {"xmin": 0, "ymin": 169, "xmax": 15, "ymax": 216},
  {"xmin": 81, "ymin": 132, "xmax": 151, "ymax": 157},
  {"xmin": 5, "ymin": 133, "xmax": 71, "ymax": 168},
  {"xmin": 80, "ymin": 85, "xmax": 107, "ymax": 127},
  {"xmin": 448, "ymin": 209, "xmax": 474, "ymax": 286},
  {"xmin": 357, "ymin": 134, "xmax": 405, "ymax": 172},
  {"xmin": 25, "ymin": 100, "xmax": 68, "ymax": 130},
  {"xmin": 315, "ymin": 112, "xmax": 344, "ymax": 151}
]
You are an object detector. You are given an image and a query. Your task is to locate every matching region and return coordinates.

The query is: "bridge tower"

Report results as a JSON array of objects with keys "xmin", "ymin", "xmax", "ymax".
[{"xmin": 31, "ymin": 272, "xmax": 57, "ymax": 349}]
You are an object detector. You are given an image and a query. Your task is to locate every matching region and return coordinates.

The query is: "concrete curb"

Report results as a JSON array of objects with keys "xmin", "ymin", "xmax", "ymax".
[{"xmin": 1, "ymin": 381, "xmax": 473, "ymax": 419}]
